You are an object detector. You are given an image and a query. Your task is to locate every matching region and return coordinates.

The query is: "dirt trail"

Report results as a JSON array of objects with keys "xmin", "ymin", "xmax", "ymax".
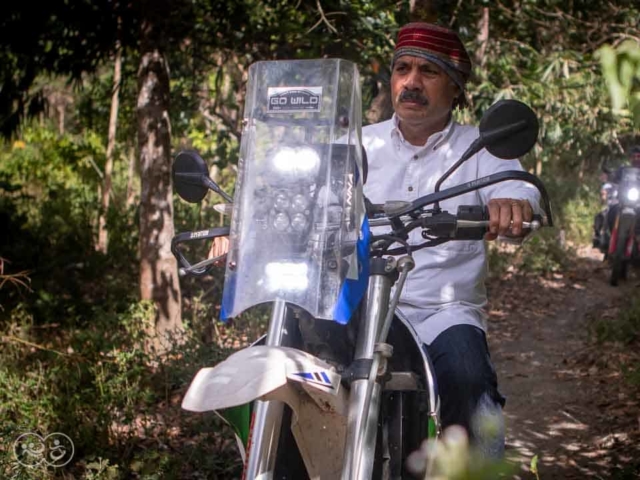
[{"xmin": 486, "ymin": 245, "xmax": 640, "ymax": 479}]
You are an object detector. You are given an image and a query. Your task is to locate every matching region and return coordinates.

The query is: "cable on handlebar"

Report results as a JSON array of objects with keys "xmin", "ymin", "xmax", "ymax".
[
  {"xmin": 370, "ymin": 234, "xmax": 413, "ymax": 257},
  {"xmin": 382, "ymin": 237, "xmax": 451, "ymax": 256}
]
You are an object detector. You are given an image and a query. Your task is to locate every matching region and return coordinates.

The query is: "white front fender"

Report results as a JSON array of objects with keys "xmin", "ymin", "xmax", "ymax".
[{"xmin": 181, "ymin": 345, "xmax": 345, "ymax": 413}]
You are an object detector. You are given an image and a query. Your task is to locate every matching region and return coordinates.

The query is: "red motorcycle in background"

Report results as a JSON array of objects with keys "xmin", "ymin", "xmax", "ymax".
[{"xmin": 603, "ymin": 166, "xmax": 640, "ymax": 286}]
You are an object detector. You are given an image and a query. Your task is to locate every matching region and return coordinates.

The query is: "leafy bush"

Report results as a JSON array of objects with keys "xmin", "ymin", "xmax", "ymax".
[
  {"xmin": 0, "ymin": 298, "xmax": 244, "ymax": 479},
  {"xmin": 0, "ymin": 122, "xmax": 250, "ymax": 478}
]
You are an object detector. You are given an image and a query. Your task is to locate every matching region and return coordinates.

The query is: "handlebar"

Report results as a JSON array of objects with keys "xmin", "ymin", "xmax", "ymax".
[
  {"xmin": 368, "ymin": 204, "xmax": 547, "ymax": 256},
  {"xmin": 171, "ymin": 226, "xmax": 230, "ymax": 277},
  {"xmin": 379, "ymin": 170, "xmax": 553, "ymax": 227},
  {"xmin": 171, "ymin": 169, "xmax": 553, "ymax": 272}
]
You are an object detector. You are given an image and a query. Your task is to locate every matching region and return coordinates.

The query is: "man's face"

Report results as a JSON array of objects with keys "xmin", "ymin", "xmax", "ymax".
[{"xmin": 390, "ymin": 55, "xmax": 460, "ymax": 126}]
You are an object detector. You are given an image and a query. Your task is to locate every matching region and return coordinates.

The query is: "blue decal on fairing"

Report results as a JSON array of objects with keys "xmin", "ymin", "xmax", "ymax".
[
  {"xmin": 292, "ymin": 371, "xmax": 335, "ymax": 389},
  {"xmin": 220, "ymin": 272, "xmax": 236, "ymax": 321},
  {"xmin": 332, "ymin": 216, "xmax": 371, "ymax": 324}
]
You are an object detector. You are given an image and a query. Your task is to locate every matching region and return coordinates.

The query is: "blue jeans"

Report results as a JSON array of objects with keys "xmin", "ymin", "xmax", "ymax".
[{"xmin": 425, "ymin": 324, "xmax": 506, "ymax": 458}]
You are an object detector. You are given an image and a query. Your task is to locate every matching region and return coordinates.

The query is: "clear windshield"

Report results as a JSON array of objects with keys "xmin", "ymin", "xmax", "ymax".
[{"xmin": 220, "ymin": 59, "xmax": 369, "ymax": 323}]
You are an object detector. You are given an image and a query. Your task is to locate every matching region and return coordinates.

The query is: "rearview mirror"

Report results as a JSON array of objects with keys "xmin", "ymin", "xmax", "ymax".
[
  {"xmin": 172, "ymin": 150, "xmax": 210, "ymax": 203},
  {"xmin": 479, "ymin": 99, "xmax": 539, "ymax": 159},
  {"xmin": 434, "ymin": 99, "xmax": 539, "ymax": 196},
  {"xmin": 172, "ymin": 150, "xmax": 233, "ymax": 203}
]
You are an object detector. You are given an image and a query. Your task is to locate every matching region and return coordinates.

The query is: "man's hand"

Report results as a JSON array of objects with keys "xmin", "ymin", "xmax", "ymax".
[
  {"xmin": 208, "ymin": 236, "xmax": 230, "ymax": 266},
  {"xmin": 485, "ymin": 198, "xmax": 533, "ymax": 241}
]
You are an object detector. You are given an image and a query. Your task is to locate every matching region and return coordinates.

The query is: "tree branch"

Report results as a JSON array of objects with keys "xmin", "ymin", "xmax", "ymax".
[{"xmin": 307, "ymin": 0, "xmax": 338, "ymax": 35}]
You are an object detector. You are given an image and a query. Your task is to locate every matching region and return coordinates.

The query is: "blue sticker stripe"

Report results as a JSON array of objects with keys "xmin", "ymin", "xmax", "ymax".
[
  {"xmin": 220, "ymin": 269, "xmax": 237, "ymax": 321},
  {"xmin": 320, "ymin": 371, "xmax": 331, "ymax": 384},
  {"xmin": 332, "ymin": 216, "xmax": 371, "ymax": 324}
]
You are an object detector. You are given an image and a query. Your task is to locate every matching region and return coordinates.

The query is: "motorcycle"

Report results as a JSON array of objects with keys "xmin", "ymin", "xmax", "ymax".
[
  {"xmin": 604, "ymin": 166, "xmax": 640, "ymax": 286},
  {"xmin": 170, "ymin": 58, "xmax": 554, "ymax": 479}
]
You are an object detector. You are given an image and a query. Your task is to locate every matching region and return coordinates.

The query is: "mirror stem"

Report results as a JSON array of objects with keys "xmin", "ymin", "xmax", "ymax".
[
  {"xmin": 204, "ymin": 177, "xmax": 234, "ymax": 203},
  {"xmin": 433, "ymin": 137, "xmax": 484, "ymax": 211}
]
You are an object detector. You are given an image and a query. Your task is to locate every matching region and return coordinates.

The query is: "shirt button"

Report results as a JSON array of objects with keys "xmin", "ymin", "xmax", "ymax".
[
  {"xmin": 412, "ymin": 155, "xmax": 418, "ymax": 160},
  {"xmin": 408, "ymin": 186, "xmax": 414, "ymax": 192}
]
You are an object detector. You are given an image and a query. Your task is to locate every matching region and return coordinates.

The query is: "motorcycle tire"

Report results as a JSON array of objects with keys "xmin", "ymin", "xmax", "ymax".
[
  {"xmin": 611, "ymin": 258, "xmax": 622, "ymax": 286},
  {"xmin": 610, "ymin": 235, "xmax": 629, "ymax": 287},
  {"xmin": 610, "ymin": 214, "xmax": 633, "ymax": 286}
]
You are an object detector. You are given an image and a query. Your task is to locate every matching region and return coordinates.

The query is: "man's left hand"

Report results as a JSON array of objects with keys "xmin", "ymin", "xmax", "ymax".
[{"xmin": 485, "ymin": 198, "xmax": 533, "ymax": 241}]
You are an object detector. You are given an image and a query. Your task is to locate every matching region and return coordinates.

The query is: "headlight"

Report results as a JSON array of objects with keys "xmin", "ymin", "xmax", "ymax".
[
  {"xmin": 271, "ymin": 146, "xmax": 320, "ymax": 177},
  {"xmin": 291, "ymin": 213, "xmax": 307, "ymax": 232},
  {"xmin": 291, "ymin": 194, "xmax": 308, "ymax": 212},
  {"xmin": 274, "ymin": 192, "xmax": 290, "ymax": 210},
  {"xmin": 627, "ymin": 187, "xmax": 639, "ymax": 201},
  {"xmin": 273, "ymin": 212, "xmax": 290, "ymax": 231},
  {"xmin": 265, "ymin": 262, "xmax": 309, "ymax": 291},
  {"xmin": 270, "ymin": 190, "xmax": 310, "ymax": 233}
]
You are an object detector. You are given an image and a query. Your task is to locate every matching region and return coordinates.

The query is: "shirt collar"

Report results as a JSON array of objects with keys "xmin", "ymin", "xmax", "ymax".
[{"xmin": 390, "ymin": 113, "xmax": 456, "ymax": 151}]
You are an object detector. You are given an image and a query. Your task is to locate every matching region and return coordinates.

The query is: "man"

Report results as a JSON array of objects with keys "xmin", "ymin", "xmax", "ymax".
[
  {"xmin": 592, "ymin": 176, "xmax": 616, "ymax": 250},
  {"xmin": 208, "ymin": 21, "xmax": 541, "ymax": 456},
  {"xmin": 362, "ymin": 22, "xmax": 542, "ymax": 457}
]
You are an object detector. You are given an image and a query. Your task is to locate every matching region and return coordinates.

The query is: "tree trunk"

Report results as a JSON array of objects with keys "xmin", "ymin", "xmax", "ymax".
[
  {"xmin": 475, "ymin": 7, "xmax": 490, "ymax": 68},
  {"xmin": 365, "ymin": 60, "xmax": 394, "ymax": 124},
  {"xmin": 97, "ymin": 38, "xmax": 122, "ymax": 254},
  {"xmin": 126, "ymin": 144, "xmax": 138, "ymax": 207},
  {"xmin": 58, "ymin": 104, "xmax": 65, "ymax": 134},
  {"xmin": 536, "ymin": 155, "xmax": 543, "ymax": 176},
  {"xmin": 137, "ymin": 21, "xmax": 182, "ymax": 352}
]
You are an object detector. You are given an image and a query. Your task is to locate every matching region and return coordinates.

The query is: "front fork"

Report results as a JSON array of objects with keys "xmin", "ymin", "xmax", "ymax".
[
  {"xmin": 341, "ymin": 255, "xmax": 414, "ymax": 480},
  {"xmin": 242, "ymin": 299, "xmax": 290, "ymax": 480}
]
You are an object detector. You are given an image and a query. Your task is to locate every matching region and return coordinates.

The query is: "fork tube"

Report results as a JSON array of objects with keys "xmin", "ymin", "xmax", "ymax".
[
  {"xmin": 243, "ymin": 298, "xmax": 287, "ymax": 479},
  {"xmin": 342, "ymin": 259, "xmax": 393, "ymax": 480}
]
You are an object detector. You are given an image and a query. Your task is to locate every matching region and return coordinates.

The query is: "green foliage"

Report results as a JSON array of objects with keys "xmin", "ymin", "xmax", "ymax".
[
  {"xmin": 596, "ymin": 40, "xmax": 640, "ymax": 127},
  {"xmin": 0, "ymin": 123, "xmax": 139, "ymax": 327},
  {"xmin": 531, "ymin": 454, "xmax": 540, "ymax": 480},
  {"xmin": 0, "ymin": 298, "xmax": 243, "ymax": 479},
  {"xmin": 407, "ymin": 425, "xmax": 516, "ymax": 480}
]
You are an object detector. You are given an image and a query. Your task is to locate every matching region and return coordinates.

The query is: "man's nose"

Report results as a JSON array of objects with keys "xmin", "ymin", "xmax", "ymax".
[{"xmin": 402, "ymin": 68, "xmax": 421, "ymax": 90}]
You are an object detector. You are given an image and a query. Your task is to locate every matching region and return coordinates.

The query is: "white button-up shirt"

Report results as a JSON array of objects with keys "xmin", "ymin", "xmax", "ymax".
[{"xmin": 362, "ymin": 115, "xmax": 541, "ymax": 344}]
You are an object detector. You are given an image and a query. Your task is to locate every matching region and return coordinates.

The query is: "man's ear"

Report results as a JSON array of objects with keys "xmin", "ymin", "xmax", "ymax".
[{"xmin": 449, "ymin": 81, "xmax": 463, "ymax": 108}]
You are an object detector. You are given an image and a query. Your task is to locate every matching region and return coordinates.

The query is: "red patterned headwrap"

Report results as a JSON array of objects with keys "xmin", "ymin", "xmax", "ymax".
[{"xmin": 392, "ymin": 22, "xmax": 472, "ymax": 93}]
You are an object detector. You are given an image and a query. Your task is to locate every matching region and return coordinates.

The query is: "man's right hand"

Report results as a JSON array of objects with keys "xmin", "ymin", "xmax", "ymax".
[{"xmin": 208, "ymin": 236, "xmax": 230, "ymax": 267}]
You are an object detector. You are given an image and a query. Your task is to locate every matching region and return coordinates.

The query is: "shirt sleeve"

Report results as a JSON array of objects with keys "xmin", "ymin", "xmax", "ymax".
[{"xmin": 475, "ymin": 149, "xmax": 543, "ymax": 216}]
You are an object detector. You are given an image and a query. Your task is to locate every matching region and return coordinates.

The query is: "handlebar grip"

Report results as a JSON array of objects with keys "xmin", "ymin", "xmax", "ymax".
[
  {"xmin": 171, "ymin": 226, "xmax": 230, "ymax": 277},
  {"xmin": 455, "ymin": 205, "xmax": 545, "ymax": 240}
]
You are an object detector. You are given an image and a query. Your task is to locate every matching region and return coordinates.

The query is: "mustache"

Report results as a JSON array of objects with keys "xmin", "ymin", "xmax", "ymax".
[{"xmin": 399, "ymin": 90, "xmax": 428, "ymax": 105}]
